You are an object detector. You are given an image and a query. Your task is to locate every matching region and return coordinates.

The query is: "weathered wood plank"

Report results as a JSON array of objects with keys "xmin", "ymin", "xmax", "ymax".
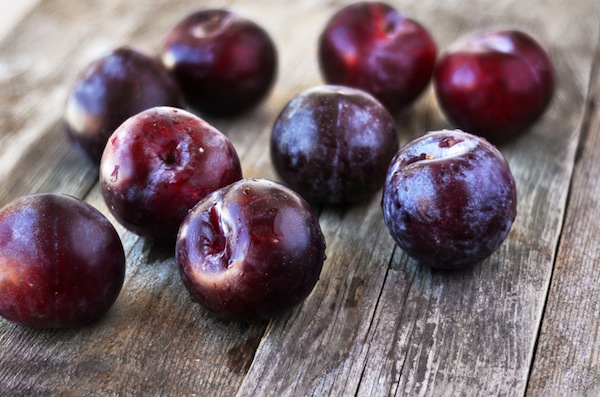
[
  {"xmin": 0, "ymin": 0, "xmax": 132, "ymax": 184},
  {"xmin": 0, "ymin": 0, "xmax": 599, "ymax": 395},
  {"xmin": 0, "ymin": 0, "xmax": 39, "ymax": 42},
  {"xmin": 236, "ymin": 196, "xmax": 399, "ymax": 397},
  {"xmin": 526, "ymin": 36, "xmax": 600, "ymax": 396},
  {"xmin": 236, "ymin": 0, "xmax": 600, "ymax": 396},
  {"xmin": 0, "ymin": 120, "xmax": 98, "ymax": 208}
]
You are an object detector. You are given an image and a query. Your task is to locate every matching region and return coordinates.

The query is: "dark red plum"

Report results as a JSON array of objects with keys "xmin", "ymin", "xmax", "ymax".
[
  {"xmin": 382, "ymin": 130, "xmax": 517, "ymax": 269},
  {"xmin": 0, "ymin": 194, "xmax": 125, "ymax": 328},
  {"xmin": 176, "ymin": 178, "xmax": 326, "ymax": 321},
  {"xmin": 434, "ymin": 30, "xmax": 555, "ymax": 143},
  {"xmin": 271, "ymin": 85, "xmax": 398, "ymax": 205},
  {"xmin": 65, "ymin": 47, "xmax": 185, "ymax": 164},
  {"xmin": 161, "ymin": 9, "xmax": 277, "ymax": 116},
  {"xmin": 100, "ymin": 106, "xmax": 242, "ymax": 245},
  {"xmin": 318, "ymin": 1, "xmax": 437, "ymax": 113}
]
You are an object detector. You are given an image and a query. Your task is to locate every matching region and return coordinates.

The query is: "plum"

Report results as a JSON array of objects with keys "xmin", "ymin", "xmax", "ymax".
[
  {"xmin": 382, "ymin": 129, "xmax": 517, "ymax": 269},
  {"xmin": 161, "ymin": 9, "xmax": 277, "ymax": 116},
  {"xmin": 176, "ymin": 178, "xmax": 326, "ymax": 321},
  {"xmin": 65, "ymin": 46, "xmax": 185, "ymax": 163},
  {"xmin": 100, "ymin": 106, "xmax": 242, "ymax": 245},
  {"xmin": 434, "ymin": 30, "xmax": 555, "ymax": 143},
  {"xmin": 0, "ymin": 194, "xmax": 125, "ymax": 328},
  {"xmin": 271, "ymin": 85, "xmax": 399, "ymax": 204},
  {"xmin": 318, "ymin": 1, "xmax": 437, "ymax": 113}
]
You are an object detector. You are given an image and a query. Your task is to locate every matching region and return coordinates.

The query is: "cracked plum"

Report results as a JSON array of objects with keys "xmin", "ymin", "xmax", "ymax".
[
  {"xmin": 382, "ymin": 129, "xmax": 517, "ymax": 269},
  {"xmin": 176, "ymin": 178, "xmax": 326, "ymax": 321}
]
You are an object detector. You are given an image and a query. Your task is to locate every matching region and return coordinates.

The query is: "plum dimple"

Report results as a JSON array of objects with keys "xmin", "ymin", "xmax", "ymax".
[
  {"xmin": 100, "ymin": 106, "xmax": 242, "ymax": 244},
  {"xmin": 382, "ymin": 129, "xmax": 517, "ymax": 269}
]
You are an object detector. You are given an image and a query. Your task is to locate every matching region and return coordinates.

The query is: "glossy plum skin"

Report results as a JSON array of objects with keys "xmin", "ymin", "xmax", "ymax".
[
  {"xmin": 65, "ymin": 47, "xmax": 185, "ymax": 164},
  {"xmin": 382, "ymin": 130, "xmax": 517, "ymax": 269},
  {"xmin": 0, "ymin": 194, "xmax": 125, "ymax": 328},
  {"xmin": 271, "ymin": 85, "xmax": 399, "ymax": 204},
  {"xmin": 318, "ymin": 1, "xmax": 437, "ymax": 113},
  {"xmin": 100, "ymin": 106, "xmax": 242, "ymax": 245},
  {"xmin": 434, "ymin": 30, "xmax": 555, "ymax": 144},
  {"xmin": 176, "ymin": 178, "xmax": 326, "ymax": 321},
  {"xmin": 161, "ymin": 9, "xmax": 277, "ymax": 116}
]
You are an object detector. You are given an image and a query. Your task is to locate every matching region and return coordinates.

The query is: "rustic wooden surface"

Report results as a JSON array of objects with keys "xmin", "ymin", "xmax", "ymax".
[{"xmin": 0, "ymin": 0, "xmax": 598, "ymax": 396}]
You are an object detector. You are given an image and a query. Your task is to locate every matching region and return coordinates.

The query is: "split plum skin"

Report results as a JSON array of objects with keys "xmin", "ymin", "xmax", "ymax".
[
  {"xmin": 176, "ymin": 178, "xmax": 326, "ymax": 322},
  {"xmin": 0, "ymin": 194, "xmax": 126, "ymax": 328},
  {"xmin": 382, "ymin": 129, "xmax": 517, "ymax": 270}
]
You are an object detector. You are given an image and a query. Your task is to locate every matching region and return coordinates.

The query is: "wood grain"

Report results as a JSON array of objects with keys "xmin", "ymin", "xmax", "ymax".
[
  {"xmin": 527, "ymin": 37, "xmax": 600, "ymax": 396},
  {"xmin": 0, "ymin": 0, "xmax": 39, "ymax": 42},
  {"xmin": 0, "ymin": 0, "xmax": 598, "ymax": 396}
]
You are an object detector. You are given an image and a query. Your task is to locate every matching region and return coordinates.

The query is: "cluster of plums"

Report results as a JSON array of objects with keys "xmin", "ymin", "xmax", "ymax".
[{"xmin": 0, "ymin": 1, "xmax": 554, "ymax": 328}]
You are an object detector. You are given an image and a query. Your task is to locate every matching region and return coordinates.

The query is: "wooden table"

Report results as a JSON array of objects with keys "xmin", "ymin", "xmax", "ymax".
[{"xmin": 0, "ymin": 0, "xmax": 598, "ymax": 395}]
